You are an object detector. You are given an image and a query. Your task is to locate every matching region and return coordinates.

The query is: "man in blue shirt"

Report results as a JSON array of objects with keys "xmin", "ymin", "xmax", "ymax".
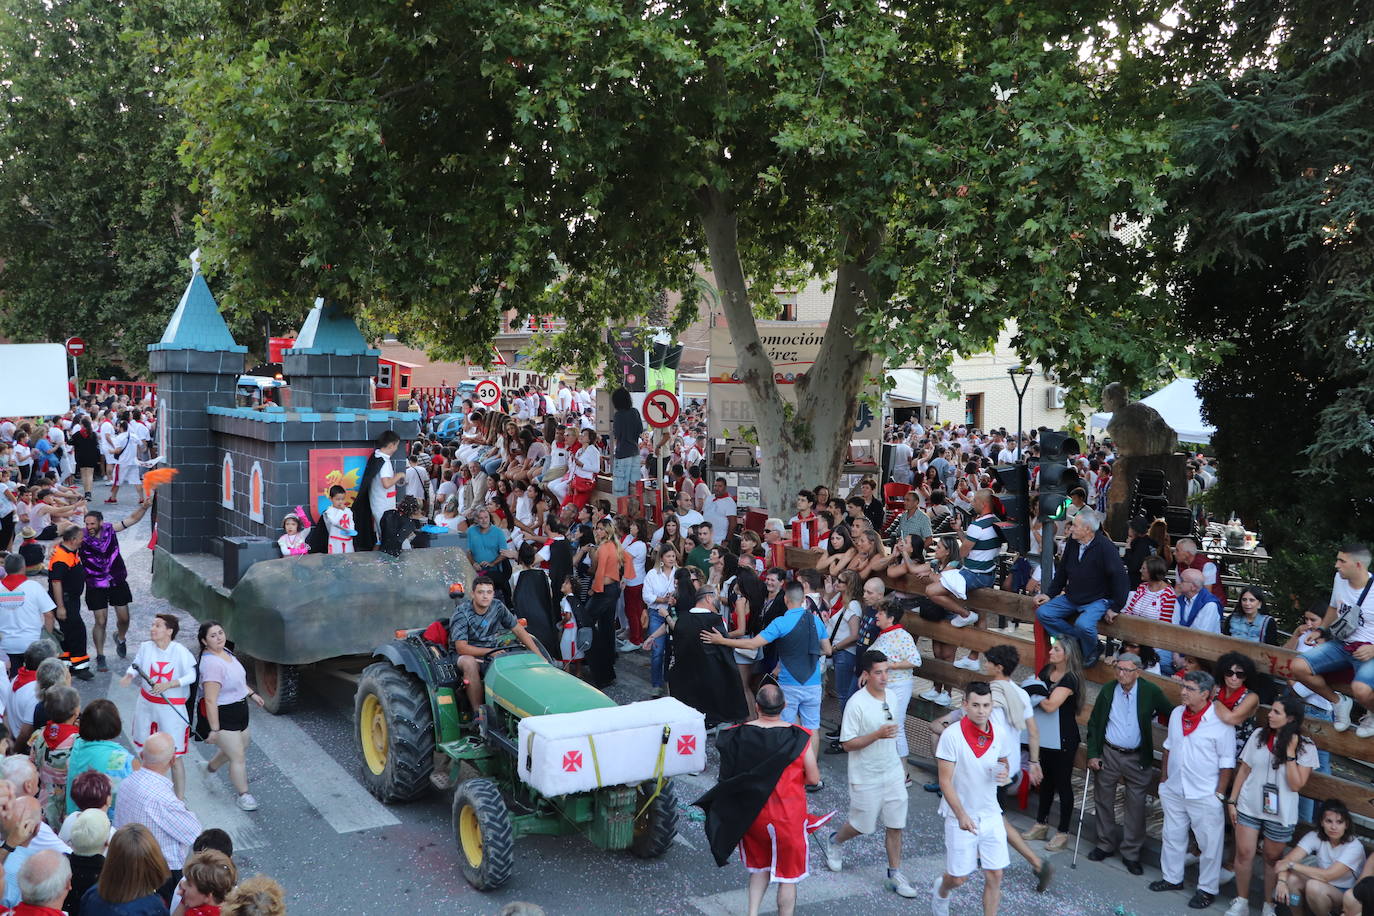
[
  {"xmin": 704, "ymin": 580, "xmax": 832, "ymax": 788},
  {"xmin": 466, "ymin": 508, "xmax": 517, "ymax": 601}
]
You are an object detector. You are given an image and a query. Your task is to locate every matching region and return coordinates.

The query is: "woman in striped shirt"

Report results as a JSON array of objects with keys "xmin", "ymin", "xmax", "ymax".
[{"xmin": 1119, "ymin": 555, "xmax": 1177, "ymax": 623}]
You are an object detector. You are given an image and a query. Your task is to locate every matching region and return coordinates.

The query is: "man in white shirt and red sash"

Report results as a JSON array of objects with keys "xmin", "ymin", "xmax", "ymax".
[
  {"xmin": 1149, "ymin": 669, "xmax": 1235, "ymax": 910},
  {"xmin": 931, "ymin": 681, "xmax": 1014, "ymax": 916}
]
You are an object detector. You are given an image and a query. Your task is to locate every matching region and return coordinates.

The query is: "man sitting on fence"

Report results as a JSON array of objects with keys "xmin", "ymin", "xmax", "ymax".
[
  {"xmin": 1289, "ymin": 543, "xmax": 1374, "ymax": 736},
  {"xmin": 1033, "ymin": 509, "xmax": 1129, "ymax": 668}
]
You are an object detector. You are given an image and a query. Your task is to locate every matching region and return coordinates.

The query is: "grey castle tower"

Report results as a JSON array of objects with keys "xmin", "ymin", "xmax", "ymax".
[{"xmin": 147, "ymin": 254, "xmax": 247, "ymax": 554}]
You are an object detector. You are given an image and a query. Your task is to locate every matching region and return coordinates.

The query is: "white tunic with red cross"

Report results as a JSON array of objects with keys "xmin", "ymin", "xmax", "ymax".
[{"xmin": 127, "ymin": 640, "xmax": 198, "ymax": 755}]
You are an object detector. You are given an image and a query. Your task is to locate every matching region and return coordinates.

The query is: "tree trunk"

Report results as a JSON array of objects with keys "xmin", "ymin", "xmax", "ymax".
[{"xmin": 697, "ymin": 188, "xmax": 878, "ymax": 515}]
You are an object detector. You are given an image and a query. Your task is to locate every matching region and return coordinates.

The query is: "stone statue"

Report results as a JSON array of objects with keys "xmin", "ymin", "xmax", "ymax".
[{"xmin": 1102, "ymin": 382, "xmax": 1176, "ymax": 456}]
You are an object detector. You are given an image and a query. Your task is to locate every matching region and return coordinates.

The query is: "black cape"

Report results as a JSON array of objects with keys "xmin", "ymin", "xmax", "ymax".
[
  {"xmin": 668, "ymin": 609, "xmax": 749, "ymax": 727},
  {"xmin": 512, "ymin": 568, "xmax": 560, "ymax": 659},
  {"xmin": 693, "ymin": 723, "xmax": 810, "ymax": 866},
  {"xmin": 352, "ymin": 454, "xmax": 386, "ymax": 552},
  {"xmin": 304, "ymin": 506, "xmax": 329, "ymax": 555},
  {"xmin": 378, "ymin": 510, "xmax": 421, "ymax": 557},
  {"xmin": 546, "ymin": 538, "xmax": 573, "ymax": 595}
]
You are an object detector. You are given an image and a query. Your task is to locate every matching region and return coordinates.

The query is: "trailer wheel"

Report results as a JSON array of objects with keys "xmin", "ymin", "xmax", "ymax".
[
  {"xmin": 630, "ymin": 778, "xmax": 678, "ymax": 859},
  {"xmin": 354, "ymin": 662, "xmax": 434, "ymax": 802},
  {"xmin": 250, "ymin": 657, "xmax": 299, "ymax": 715},
  {"xmin": 453, "ymin": 777, "xmax": 515, "ymax": 890}
]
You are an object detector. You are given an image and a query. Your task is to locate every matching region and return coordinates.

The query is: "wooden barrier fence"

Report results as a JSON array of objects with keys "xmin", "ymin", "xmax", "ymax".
[{"xmin": 783, "ymin": 546, "xmax": 1374, "ymax": 820}]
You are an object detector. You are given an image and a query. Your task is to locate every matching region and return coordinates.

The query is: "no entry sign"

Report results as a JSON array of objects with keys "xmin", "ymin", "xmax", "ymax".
[
  {"xmin": 474, "ymin": 378, "xmax": 503, "ymax": 407},
  {"xmin": 642, "ymin": 388, "xmax": 680, "ymax": 428},
  {"xmin": 65, "ymin": 337, "xmax": 86, "ymax": 357}
]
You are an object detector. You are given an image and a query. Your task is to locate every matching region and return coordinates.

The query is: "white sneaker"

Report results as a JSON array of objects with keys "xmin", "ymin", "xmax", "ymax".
[
  {"xmin": 949, "ymin": 612, "xmax": 978, "ymax": 628},
  {"xmin": 1224, "ymin": 896, "xmax": 1248, "ymax": 916},
  {"xmin": 1356, "ymin": 714, "xmax": 1374, "ymax": 739},
  {"xmin": 920, "ymin": 687, "xmax": 942, "ymax": 702},
  {"xmin": 953, "ymin": 656, "xmax": 981, "ymax": 671},
  {"xmin": 1261, "ymin": 903, "xmax": 1276, "ymax": 916},
  {"xmin": 930, "ymin": 875, "xmax": 951, "ymax": 916},
  {"xmin": 236, "ymin": 793, "xmax": 259, "ymax": 812},
  {"xmin": 886, "ymin": 870, "xmax": 917, "ymax": 898},
  {"xmin": 1333, "ymin": 694, "xmax": 1354, "ymax": 731},
  {"xmin": 824, "ymin": 832, "xmax": 843, "ymax": 872},
  {"xmin": 934, "ymin": 690, "xmax": 952, "ymax": 707},
  {"xmin": 616, "ymin": 639, "xmax": 640, "ymax": 653}
]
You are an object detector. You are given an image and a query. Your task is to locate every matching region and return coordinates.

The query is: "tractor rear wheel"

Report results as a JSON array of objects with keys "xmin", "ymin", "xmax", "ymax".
[
  {"xmin": 452, "ymin": 777, "xmax": 515, "ymax": 890},
  {"xmin": 249, "ymin": 657, "xmax": 299, "ymax": 715},
  {"xmin": 630, "ymin": 778, "xmax": 678, "ymax": 859},
  {"xmin": 354, "ymin": 662, "xmax": 434, "ymax": 803}
]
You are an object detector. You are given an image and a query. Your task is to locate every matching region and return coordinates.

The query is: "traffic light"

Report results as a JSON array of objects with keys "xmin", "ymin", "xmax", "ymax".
[
  {"xmin": 1037, "ymin": 430, "xmax": 1081, "ymax": 520},
  {"xmin": 993, "ymin": 464, "xmax": 1030, "ymax": 554}
]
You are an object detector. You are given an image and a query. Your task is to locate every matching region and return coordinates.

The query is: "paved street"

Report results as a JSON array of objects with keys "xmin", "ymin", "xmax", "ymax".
[{"xmin": 77, "ymin": 483, "xmax": 1230, "ymax": 914}]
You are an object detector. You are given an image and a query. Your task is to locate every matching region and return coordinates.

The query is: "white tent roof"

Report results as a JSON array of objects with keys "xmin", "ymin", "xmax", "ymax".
[
  {"xmin": 884, "ymin": 368, "xmax": 938, "ymax": 407},
  {"xmin": 1089, "ymin": 378, "xmax": 1214, "ymax": 444}
]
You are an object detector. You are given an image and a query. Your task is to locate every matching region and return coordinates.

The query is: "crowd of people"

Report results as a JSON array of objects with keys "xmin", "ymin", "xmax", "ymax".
[
  {"xmin": 1, "ymin": 396, "xmax": 292, "ymax": 914},
  {"xmin": 291, "ymin": 392, "xmax": 1374, "ymax": 915},
  {"xmin": 9, "ymin": 382, "xmax": 1374, "ymax": 915}
]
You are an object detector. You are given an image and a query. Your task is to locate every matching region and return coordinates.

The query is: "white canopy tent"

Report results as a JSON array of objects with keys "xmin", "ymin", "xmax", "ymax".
[
  {"xmin": 1089, "ymin": 377, "xmax": 1214, "ymax": 444},
  {"xmin": 884, "ymin": 368, "xmax": 938, "ymax": 407}
]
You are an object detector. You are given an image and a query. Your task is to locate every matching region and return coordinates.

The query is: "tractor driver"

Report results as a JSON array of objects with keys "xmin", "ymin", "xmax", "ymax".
[{"xmin": 449, "ymin": 575, "xmax": 544, "ymax": 713}]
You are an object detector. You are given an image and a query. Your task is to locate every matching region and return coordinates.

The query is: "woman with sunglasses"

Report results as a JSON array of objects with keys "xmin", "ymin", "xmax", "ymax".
[
  {"xmin": 1223, "ymin": 694, "xmax": 1318, "ymax": 916},
  {"xmin": 1213, "ymin": 651, "xmax": 1263, "ymax": 757}
]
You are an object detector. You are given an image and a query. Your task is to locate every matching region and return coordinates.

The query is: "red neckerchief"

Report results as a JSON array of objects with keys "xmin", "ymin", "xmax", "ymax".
[
  {"xmin": 831, "ymin": 595, "xmax": 844, "ymax": 614},
  {"xmin": 12, "ymin": 667, "xmax": 36, "ymax": 692},
  {"xmin": 961, "ymin": 716, "xmax": 995, "ymax": 758},
  {"xmin": 1181, "ymin": 705, "xmax": 1206, "ymax": 736},
  {"xmin": 1218, "ymin": 685, "xmax": 1246, "ymax": 709},
  {"xmin": 878, "ymin": 624, "xmax": 905, "ymax": 635},
  {"xmin": 1, "ymin": 573, "xmax": 26, "ymax": 591},
  {"xmin": 43, "ymin": 721, "xmax": 80, "ymax": 746},
  {"xmin": 1266, "ymin": 733, "xmax": 1277, "ymax": 753}
]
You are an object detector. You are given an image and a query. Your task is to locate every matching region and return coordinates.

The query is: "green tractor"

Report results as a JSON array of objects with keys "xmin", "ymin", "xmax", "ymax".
[{"xmin": 354, "ymin": 626, "xmax": 686, "ymax": 890}]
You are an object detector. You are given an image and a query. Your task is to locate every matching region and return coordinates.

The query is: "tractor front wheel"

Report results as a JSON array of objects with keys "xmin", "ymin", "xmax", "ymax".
[
  {"xmin": 630, "ymin": 778, "xmax": 678, "ymax": 859},
  {"xmin": 354, "ymin": 662, "xmax": 434, "ymax": 803},
  {"xmin": 452, "ymin": 778, "xmax": 515, "ymax": 890}
]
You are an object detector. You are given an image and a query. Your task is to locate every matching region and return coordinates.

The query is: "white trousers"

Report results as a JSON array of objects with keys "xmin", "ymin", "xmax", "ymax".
[
  {"xmin": 887, "ymin": 678, "xmax": 914, "ymax": 759},
  {"xmin": 1159, "ymin": 785, "xmax": 1225, "ymax": 893}
]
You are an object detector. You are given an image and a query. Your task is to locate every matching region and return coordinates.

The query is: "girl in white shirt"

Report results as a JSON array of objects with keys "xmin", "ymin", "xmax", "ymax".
[{"xmin": 641, "ymin": 544, "xmax": 679, "ymax": 696}]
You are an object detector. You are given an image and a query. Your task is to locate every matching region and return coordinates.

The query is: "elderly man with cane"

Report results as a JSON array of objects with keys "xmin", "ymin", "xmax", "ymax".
[
  {"xmin": 1150, "ymin": 669, "xmax": 1236, "ymax": 910},
  {"xmin": 1083, "ymin": 652, "xmax": 1176, "ymax": 875}
]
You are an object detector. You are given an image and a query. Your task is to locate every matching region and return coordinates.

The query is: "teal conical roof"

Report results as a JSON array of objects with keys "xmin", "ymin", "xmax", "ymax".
[
  {"xmin": 287, "ymin": 298, "xmax": 379, "ymax": 356},
  {"xmin": 149, "ymin": 268, "xmax": 247, "ymax": 353}
]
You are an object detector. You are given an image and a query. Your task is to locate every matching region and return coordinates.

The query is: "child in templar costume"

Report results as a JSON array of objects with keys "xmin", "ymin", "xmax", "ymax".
[
  {"xmin": 120, "ymin": 612, "xmax": 197, "ymax": 798},
  {"xmin": 322, "ymin": 485, "xmax": 356, "ymax": 554}
]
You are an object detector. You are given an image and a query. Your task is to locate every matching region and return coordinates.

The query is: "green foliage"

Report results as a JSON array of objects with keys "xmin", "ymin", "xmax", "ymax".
[
  {"xmin": 1160, "ymin": 0, "xmax": 1374, "ymax": 612},
  {"xmin": 0, "ymin": 0, "xmax": 191, "ymax": 373},
  {"xmin": 169, "ymin": 0, "xmax": 1195, "ymax": 493}
]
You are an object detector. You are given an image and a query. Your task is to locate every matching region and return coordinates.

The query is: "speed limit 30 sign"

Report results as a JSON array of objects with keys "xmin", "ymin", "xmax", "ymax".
[{"xmin": 474, "ymin": 379, "xmax": 503, "ymax": 407}]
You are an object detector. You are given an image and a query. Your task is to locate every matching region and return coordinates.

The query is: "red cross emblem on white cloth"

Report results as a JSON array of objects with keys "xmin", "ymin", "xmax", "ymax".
[
  {"xmin": 562, "ymin": 750, "xmax": 583, "ymax": 772},
  {"xmin": 677, "ymin": 735, "xmax": 696, "ymax": 756},
  {"xmin": 149, "ymin": 661, "xmax": 175, "ymax": 684}
]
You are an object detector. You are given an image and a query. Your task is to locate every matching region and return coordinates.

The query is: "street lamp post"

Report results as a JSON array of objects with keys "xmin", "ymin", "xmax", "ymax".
[{"xmin": 1007, "ymin": 366, "xmax": 1034, "ymax": 464}]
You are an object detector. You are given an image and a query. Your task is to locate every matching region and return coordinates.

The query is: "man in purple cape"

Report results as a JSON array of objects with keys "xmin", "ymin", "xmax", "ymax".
[{"xmin": 78, "ymin": 504, "xmax": 147, "ymax": 671}]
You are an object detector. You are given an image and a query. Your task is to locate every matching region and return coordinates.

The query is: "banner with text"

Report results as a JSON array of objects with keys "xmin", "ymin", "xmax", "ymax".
[{"xmin": 708, "ymin": 321, "xmax": 882, "ymax": 467}]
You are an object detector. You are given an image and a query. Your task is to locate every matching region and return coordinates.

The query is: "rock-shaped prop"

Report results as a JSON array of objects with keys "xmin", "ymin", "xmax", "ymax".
[{"xmin": 1102, "ymin": 382, "xmax": 1177, "ymax": 456}]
